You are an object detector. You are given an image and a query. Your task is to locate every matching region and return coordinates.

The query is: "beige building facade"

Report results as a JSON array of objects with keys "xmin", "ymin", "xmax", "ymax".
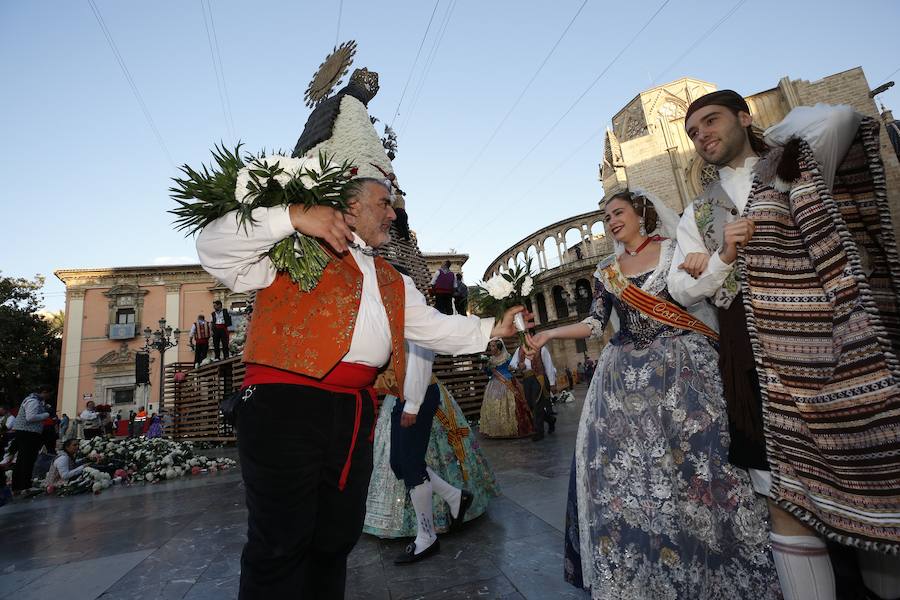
[
  {"xmin": 54, "ymin": 265, "xmax": 249, "ymax": 419},
  {"xmin": 422, "ymin": 251, "xmax": 469, "ymax": 279}
]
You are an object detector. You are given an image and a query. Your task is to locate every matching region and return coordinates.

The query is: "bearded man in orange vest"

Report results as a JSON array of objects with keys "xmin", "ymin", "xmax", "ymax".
[{"xmin": 196, "ymin": 63, "xmax": 528, "ymax": 599}]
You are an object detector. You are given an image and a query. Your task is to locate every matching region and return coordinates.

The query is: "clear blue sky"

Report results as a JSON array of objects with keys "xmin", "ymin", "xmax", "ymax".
[{"xmin": 3, "ymin": 0, "xmax": 898, "ymax": 312}]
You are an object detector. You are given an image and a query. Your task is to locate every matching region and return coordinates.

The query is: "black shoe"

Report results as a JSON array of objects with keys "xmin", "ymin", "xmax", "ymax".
[
  {"xmin": 548, "ymin": 417, "xmax": 556, "ymax": 433},
  {"xmin": 394, "ymin": 538, "xmax": 440, "ymax": 564},
  {"xmin": 531, "ymin": 433, "xmax": 544, "ymax": 442},
  {"xmin": 448, "ymin": 490, "xmax": 474, "ymax": 533}
]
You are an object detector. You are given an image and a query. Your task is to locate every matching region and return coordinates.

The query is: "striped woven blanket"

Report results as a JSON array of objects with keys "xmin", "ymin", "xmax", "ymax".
[{"xmin": 742, "ymin": 117, "xmax": 900, "ymax": 552}]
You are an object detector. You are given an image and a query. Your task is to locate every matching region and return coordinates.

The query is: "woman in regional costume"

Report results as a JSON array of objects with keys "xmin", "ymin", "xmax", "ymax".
[
  {"xmin": 525, "ymin": 189, "xmax": 780, "ymax": 599},
  {"xmin": 478, "ymin": 338, "xmax": 533, "ymax": 439},
  {"xmin": 364, "ymin": 355, "xmax": 500, "ymax": 540}
]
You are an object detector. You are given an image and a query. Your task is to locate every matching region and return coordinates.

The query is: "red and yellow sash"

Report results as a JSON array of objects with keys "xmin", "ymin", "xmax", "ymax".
[{"xmin": 601, "ymin": 263, "xmax": 718, "ymax": 342}]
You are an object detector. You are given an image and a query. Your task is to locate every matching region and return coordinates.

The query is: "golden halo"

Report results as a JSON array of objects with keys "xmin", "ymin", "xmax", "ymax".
[{"xmin": 304, "ymin": 40, "xmax": 357, "ymax": 108}]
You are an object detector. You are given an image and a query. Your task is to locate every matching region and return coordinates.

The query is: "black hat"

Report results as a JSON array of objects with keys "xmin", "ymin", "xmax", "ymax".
[{"xmin": 685, "ymin": 90, "xmax": 750, "ymax": 126}]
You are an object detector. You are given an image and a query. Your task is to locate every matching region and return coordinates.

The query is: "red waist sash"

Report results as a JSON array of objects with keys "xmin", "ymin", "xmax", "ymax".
[{"xmin": 243, "ymin": 362, "xmax": 379, "ymax": 491}]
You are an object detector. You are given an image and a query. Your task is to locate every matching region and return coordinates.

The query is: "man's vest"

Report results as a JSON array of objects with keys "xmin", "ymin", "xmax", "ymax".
[
  {"xmin": 194, "ymin": 321, "xmax": 211, "ymax": 344},
  {"xmin": 243, "ymin": 251, "xmax": 407, "ymax": 399}
]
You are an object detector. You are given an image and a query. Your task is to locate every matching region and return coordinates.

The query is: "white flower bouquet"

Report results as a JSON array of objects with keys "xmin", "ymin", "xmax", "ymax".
[
  {"xmin": 170, "ymin": 145, "xmax": 358, "ymax": 291},
  {"xmin": 473, "ymin": 257, "xmax": 535, "ymax": 347}
]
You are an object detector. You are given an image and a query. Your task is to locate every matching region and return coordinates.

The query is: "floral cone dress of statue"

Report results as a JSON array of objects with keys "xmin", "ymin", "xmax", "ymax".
[
  {"xmin": 363, "ymin": 379, "xmax": 500, "ymax": 538},
  {"xmin": 564, "ymin": 240, "xmax": 781, "ymax": 600},
  {"xmin": 479, "ymin": 346, "xmax": 534, "ymax": 438}
]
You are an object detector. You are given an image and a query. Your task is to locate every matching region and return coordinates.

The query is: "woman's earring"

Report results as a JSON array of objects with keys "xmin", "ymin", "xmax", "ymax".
[{"xmin": 639, "ymin": 218, "xmax": 647, "ymax": 237}]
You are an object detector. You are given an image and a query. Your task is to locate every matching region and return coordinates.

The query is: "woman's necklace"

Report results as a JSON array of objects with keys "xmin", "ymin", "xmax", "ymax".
[{"xmin": 625, "ymin": 236, "xmax": 652, "ymax": 257}]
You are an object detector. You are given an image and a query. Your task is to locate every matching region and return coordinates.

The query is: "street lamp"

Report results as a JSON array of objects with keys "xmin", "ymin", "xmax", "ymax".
[{"xmin": 142, "ymin": 318, "xmax": 181, "ymax": 413}]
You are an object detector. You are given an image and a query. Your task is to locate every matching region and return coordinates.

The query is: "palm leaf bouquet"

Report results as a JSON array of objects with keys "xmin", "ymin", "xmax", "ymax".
[
  {"xmin": 170, "ymin": 144, "xmax": 357, "ymax": 291},
  {"xmin": 473, "ymin": 257, "xmax": 535, "ymax": 348}
]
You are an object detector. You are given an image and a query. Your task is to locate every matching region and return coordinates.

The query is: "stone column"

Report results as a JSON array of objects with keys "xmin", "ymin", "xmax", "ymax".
[
  {"xmin": 164, "ymin": 284, "xmax": 181, "ymax": 366},
  {"xmin": 60, "ymin": 289, "xmax": 85, "ymax": 418},
  {"xmin": 544, "ymin": 284, "xmax": 558, "ymax": 322}
]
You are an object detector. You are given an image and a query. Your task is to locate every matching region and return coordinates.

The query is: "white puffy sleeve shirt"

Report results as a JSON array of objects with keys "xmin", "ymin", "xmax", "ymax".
[
  {"xmin": 401, "ymin": 342, "xmax": 435, "ymax": 416},
  {"xmin": 196, "ymin": 209, "xmax": 495, "ymax": 367}
]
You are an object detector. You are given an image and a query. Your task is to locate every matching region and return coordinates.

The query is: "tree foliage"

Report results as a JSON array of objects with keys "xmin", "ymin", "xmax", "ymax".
[{"xmin": 0, "ymin": 274, "xmax": 61, "ymax": 408}]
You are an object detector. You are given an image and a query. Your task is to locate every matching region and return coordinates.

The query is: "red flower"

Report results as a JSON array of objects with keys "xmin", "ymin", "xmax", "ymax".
[{"xmin": 350, "ymin": 167, "xmax": 359, "ymax": 176}]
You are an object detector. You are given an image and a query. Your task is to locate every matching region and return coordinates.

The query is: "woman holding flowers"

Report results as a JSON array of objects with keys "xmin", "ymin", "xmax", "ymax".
[
  {"xmin": 478, "ymin": 339, "xmax": 533, "ymax": 439},
  {"xmin": 523, "ymin": 190, "xmax": 779, "ymax": 599}
]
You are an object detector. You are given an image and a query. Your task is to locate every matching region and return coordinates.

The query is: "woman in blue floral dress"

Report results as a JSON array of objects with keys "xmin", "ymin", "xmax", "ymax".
[
  {"xmin": 525, "ymin": 190, "xmax": 780, "ymax": 599},
  {"xmin": 363, "ymin": 377, "xmax": 500, "ymax": 539}
]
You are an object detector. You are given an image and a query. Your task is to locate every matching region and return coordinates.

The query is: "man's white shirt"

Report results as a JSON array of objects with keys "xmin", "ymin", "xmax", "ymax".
[{"xmin": 196, "ymin": 209, "xmax": 495, "ymax": 367}]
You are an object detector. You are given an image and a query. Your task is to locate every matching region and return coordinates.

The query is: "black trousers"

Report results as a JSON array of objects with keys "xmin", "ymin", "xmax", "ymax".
[
  {"xmin": 522, "ymin": 374, "xmax": 552, "ymax": 434},
  {"xmin": 11, "ymin": 431, "xmax": 41, "ymax": 491},
  {"xmin": 237, "ymin": 383, "xmax": 376, "ymax": 600},
  {"xmin": 212, "ymin": 327, "xmax": 229, "ymax": 359},
  {"xmin": 194, "ymin": 342, "xmax": 209, "ymax": 365},
  {"xmin": 389, "ymin": 383, "xmax": 440, "ymax": 489},
  {"xmin": 434, "ymin": 294, "xmax": 453, "ymax": 315}
]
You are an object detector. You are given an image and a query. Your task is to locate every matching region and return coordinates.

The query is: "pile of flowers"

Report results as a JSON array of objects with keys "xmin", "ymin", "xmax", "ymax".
[
  {"xmin": 49, "ymin": 437, "xmax": 236, "ymax": 497},
  {"xmin": 229, "ymin": 314, "xmax": 249, "ymax": 355},
  {"xmin": 170, "ymin": 146, "xmax": 357, "ymax": 291}
]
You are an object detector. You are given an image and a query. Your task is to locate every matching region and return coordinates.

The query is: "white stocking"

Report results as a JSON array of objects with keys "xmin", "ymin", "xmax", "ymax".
[
  {"xmin": 425, "ymin": 466, "xmax": 461, "ymax": 517},
  {"xmin": 408, "ymin": 481, "xmax": 437, "ymax": 554},
  {"xmin": 769, "ymin": 533, "xmax": 835, "ymax": 600},
  {"xmin": 858, "ymin": 549, "xmax": 900, "ymax": 600}
]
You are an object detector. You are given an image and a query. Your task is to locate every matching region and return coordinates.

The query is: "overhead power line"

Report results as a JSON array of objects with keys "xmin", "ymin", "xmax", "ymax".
[
  {"xmin": 391, "ymin": 1, "xmax": 442, "ymax": 128},
  {"xmin": 424, "ymin": 0, "xmax": 589, "ymax": 222},
  {"xmin": 200, "ymin": 0, "xmax": 236, "ymax": 140},
  {"xmin": 87, "ymin": 0, "xmax": 174, "ymax": 166},
  {"xmin": 498, "ymin": 0, "xmax": 671, "ymax": 183},
  {"xmin": 431, "ymin": 0, "xmax": 747, "ymax": 248},
  {"xmin": 335, "ymin": 0, "xmax": 344, "ymax": 47},
  {"xmin": 429, "ymin": 0, "xmax": 670, "ymax": 244},
  {"xmin": 651, "ymin": 0, "xmax": 747, "ymax": 85},
  {"xmin": 880, "ymin": 66, "xmax": 900, "ymax": 85},
  {"xmin": 397, "ymin": 0, "xmax": 458, "ymax": 137}
]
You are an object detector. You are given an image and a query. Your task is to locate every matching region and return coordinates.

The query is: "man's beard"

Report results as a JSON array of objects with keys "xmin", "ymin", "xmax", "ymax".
[{"xmin": 704, "ymin": 128, "xmax": 749, "ymax": 166}]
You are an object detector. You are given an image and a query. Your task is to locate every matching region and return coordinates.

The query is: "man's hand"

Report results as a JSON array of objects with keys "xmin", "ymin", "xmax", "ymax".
[
  {"xmin": 522, "ymin": 332, "xmax": 550, "ymax": 358},
  {"xmin": 677, "ymin": 252, "xmax": 710, "ymax": 279},
  {"xmin": 490, "ymin": 306, "xmax": 534, "ymax": 339},
  {"xmin": 400, "ymin": 412, "xmax": 417, "ymax": 428},
  {"xmin": 719, "ymin": 218, "xmax": 756, "ymax": 264},
  {"xmin": 289, "ymin": 204, "xmax": 355, "ymax": 254}
]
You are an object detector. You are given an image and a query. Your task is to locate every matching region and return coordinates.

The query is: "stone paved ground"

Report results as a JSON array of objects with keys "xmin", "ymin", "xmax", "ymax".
[{"xmin": 0, "ymin": 386, "xmax": 591, "ymax": 600}]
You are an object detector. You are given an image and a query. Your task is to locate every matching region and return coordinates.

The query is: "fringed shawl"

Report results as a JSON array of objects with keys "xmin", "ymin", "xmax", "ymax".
[{"xmin": 741, "ymin": 117, "xmax": 900, "ymax": 552}]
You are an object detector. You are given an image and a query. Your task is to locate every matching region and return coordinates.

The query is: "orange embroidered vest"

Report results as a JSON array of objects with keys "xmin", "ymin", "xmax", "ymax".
[{"xmin": 242, "ymin": 252, "xmax": 407, "ymax": 398}]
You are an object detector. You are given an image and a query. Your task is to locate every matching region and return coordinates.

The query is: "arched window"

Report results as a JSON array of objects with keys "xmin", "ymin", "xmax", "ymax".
[
  {"xmin": 552, "ymin": 285, "xmax": 569, "ymax": 319},
  {"xmin": 526, "ymin": 245, "xmax": 539, "ymax": 271},
  {"xmin": 534, "ymin": 292, "xmax": 548, "ymax": 324},
  {"xmin": 575, "ymin": 279, "xmax": 593, "ymax": 315},
  {"xmin": 543, "ymin": 237, "xmax": 559, "ymax": 269},
  {"xmin": 516, "ymin": 251, "xmax": 527, "ymax": 269},
  {"xmin": 564, "ymin": 227, "xmax": 582, "ymax": 262}
]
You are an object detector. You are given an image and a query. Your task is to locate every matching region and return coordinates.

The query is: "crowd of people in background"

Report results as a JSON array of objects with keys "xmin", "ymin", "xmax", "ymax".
[{"xmin": 0, "ymin": 384, "xmax": 161, "ymax": 503}]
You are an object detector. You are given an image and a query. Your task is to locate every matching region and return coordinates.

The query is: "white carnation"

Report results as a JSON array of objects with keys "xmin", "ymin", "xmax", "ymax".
[
  {"xmin": 483, "ymin": 275, "xmax": 514, "ymax": 300},
  {"xmin": 235, "ymin": 155, "xmax": 322, "ymax": 203},
  {"xmin": 521, "ymin": 276, "xmax": 534, "ymax": 297}
]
